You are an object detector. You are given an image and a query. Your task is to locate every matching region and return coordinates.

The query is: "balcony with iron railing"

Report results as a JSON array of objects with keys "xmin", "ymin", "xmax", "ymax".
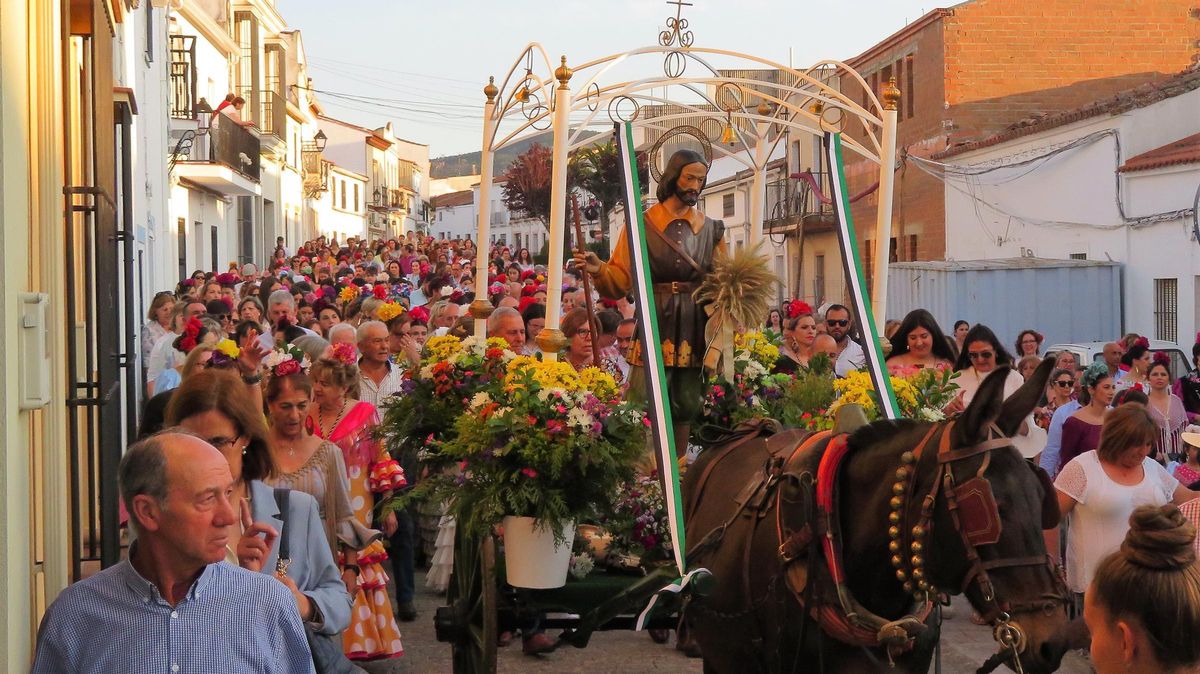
[
  {"xmin": 763, "ymin": 171, "xmax": 837, "ymax": 234},
  {"xmin": 169, "ymin": 108, "xmax": 262, "ymax": 196}
]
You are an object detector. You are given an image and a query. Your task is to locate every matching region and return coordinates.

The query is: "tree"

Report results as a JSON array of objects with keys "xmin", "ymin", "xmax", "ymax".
[
  {"xmin": 571, "ymin": 141, "xmax": 649, "ymax": 232},
  {"xmin": 500, "ymin": 143, "xmax": 578, "ymax": 230}
]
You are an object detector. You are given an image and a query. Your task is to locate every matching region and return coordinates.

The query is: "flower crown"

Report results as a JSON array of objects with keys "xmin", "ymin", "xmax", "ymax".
[
  {"xmin": 264, "ymin": 345, "xmax": 311, "ymax": 378},
  {"xmin": 1082, "ymin": 360, "xmax": 1110, "ymax": 388},
  {"xmin": 1134, "ymin": 336, "xmax": 1150, "ymax": 350},
  {"xmin": 1152, "ymin": 351, "xmax": 1171, "ymax": 367},
  {"xmin": 409, "ymin": 306, "xmax": 430, "ymax": 323}
]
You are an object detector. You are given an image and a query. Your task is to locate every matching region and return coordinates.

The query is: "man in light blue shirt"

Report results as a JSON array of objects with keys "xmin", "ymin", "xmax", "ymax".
[
  {"xmin": 1039, "ymin": 400, "xmax": 1082, "ymax": 479},
  {"xmin": 31, "ymin": 432, "xmax": 315, "ymax": 674}
]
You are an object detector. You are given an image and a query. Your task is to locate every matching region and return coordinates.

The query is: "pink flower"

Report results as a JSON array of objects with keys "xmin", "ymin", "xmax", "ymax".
[
  {"xmin": 520, "ymin": 468, "xmax": 538, "ymax": 479},
  {"xmin": 642, "ymin": 417, "xmax": 651, "ymax": 427}
]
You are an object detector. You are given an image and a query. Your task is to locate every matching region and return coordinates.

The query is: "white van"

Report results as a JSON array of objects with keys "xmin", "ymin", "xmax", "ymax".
[{"xmin": 1043, "ymin": 340, "xmax": 1190, "ymax": 379}]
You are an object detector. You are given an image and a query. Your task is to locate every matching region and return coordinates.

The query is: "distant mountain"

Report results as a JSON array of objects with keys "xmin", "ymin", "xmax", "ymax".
[{"xmin": 432, "ymin": 130, "xmax": 606, "ymax": 178}]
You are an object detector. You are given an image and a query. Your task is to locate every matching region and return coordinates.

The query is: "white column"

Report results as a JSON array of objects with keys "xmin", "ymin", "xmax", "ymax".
[
  {"xmin": 536, "ymin": 57, "xmax": 573, "ymax": 361},
  {"xmin": 872, "ymin": 78, "xmax": 900, "ymax": 327},
  {"xmin": 747, "ymin": 120, "xmax": 769, "ymax": 242},
  {"xmin": 470, "ymin": 80, "xmax": 498, "ymax": 335}
]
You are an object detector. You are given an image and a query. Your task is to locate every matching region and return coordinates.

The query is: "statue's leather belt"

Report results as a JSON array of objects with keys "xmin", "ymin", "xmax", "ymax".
[{"xmin": 653, "ymin": 281, "xmax": 697, "ymax": 294}]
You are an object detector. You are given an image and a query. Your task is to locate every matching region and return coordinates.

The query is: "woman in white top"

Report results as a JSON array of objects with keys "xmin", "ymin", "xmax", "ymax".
[
  {"xmin": 946, "ymin": 324, "xmax": 1024, "ymax": 411},
  {"xmin": 1053, "ymin": 403, "xmax": 1193, "ymax": 603}
]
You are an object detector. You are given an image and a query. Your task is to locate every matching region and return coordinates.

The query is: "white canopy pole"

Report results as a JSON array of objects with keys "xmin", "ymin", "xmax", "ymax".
[
  {"xmin": 872, "ymin": 78, "xmax": 900, "ymax": 327},
  {"xmin": 535, "ymin": 57, "xmax": 573, "ymax": 361},
  {"xmin": 470, "ymin": 78, "xmax": 500, "ymax": 335}
]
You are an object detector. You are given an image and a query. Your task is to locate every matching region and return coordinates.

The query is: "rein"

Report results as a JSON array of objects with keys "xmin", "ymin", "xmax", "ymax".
[{"xmin": 888, "ymin": 420, "xmax": 1069, "ymax": 674}]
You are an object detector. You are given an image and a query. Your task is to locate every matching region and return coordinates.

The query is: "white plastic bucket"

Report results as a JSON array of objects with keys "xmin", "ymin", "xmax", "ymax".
[{"xmin": 502, "ymin": 516, "xmax": 575, "ymax": 589}]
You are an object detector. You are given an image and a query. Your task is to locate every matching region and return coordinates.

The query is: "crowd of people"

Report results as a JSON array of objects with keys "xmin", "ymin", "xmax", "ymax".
[{"xmin": 29, "ymin": 227, "xmax": 1200, "ymax": 673}]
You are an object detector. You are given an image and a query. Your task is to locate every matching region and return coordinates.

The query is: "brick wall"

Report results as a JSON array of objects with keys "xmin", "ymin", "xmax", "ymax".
[
  {"xmin": 837, "ymin": 0, "xmax": 1199, "ymax": 268},
  {"xmin": 944, "ymin": 0, "xmax": 1200, "ymax": 143}
]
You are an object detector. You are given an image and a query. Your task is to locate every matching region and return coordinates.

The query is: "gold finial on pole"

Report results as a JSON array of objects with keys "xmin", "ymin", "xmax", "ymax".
[
  {"xmin": 554, "ymin": 56, "xmax": 573, "ymax": 89},
  {"xmin": 882, "ymin": 76, "xmax": 901, "ymax": 111},
  {"xmin": 483, "ymin": 76, "xmax": 498, "ymax": 103}
]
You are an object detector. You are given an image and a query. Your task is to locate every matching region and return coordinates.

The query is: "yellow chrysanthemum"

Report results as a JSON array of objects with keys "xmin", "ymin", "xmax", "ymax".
[
  {"xmin": 578, "ymin": 367, "xmax": 619, "ymax": 399},
  {"xmin": 486, "ymin": 337, "xmax": 510, "ymax": 351},
  {"xmin": 424, "ymin": 335, "xmax": 463, "ymax": 363},
  {"xmin": 376, "ymin": 301, "xmax": 405, "ymax": 323},
  {"xmin": 215, "ymin": 338, "xmax": 240, "ymax": 359}
]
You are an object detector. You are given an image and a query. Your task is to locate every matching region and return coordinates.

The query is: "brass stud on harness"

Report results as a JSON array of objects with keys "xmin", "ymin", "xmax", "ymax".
[
  {"xmin": 895, "ymin": 467, "xmax": 910, "ymax": 480},
  {"xmin": 902, "ymin": 581, "xmax": 914, "ymax": 594},
  {"xmin": 901, "ymin": 452, "xmax": 916, "ymax": 465},
  {"xmin": 910, "ymin": 541, "xmax": 923, "ymax": 553},
  {"xmin": 896, "ymin": 569, "xmax": 908, "ymax": 581},
  {"xmin": 889, "ymin": 496, "xmax": 904, "ymax": 509},
  {"xmin": 891, "ymin": 555, "xmax": 903, "ymax": 568},
  {"xmin": 892, "ymin": 482, "xmax": 906, "ymax": 496},
  {"xmin": 911, "ymin": 555, "xmax": 924, "ymax": 567},
  {"xmin": 912, "ymin": 568, "xmax": 924, "ymax": 580},
  {"xmin": 889, "ymin": 511, "xmax": 901, "ymax": 524},
  {"xmin": 917, "ymin": 580, "xmax": 929, "ymax": 592},
  {"xmin": 888, "ymin": 526, "xmax": 901, "ymax": 539},
  {"xmin": 912, "ymin": 525, "xmax": 926, "ymax": 538},
  {"xmin": 889, "ymin": 540, "xmax": 901, "ymax": 552}
]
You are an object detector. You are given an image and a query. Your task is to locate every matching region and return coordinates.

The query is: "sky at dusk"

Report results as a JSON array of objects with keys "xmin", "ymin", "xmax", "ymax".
[{"xmin": 278, "ymin": 0, "xmax": 942, "ymax": 157}]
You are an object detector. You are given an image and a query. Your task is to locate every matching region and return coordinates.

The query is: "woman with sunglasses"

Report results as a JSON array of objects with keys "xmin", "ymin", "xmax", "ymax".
[
  {"xmin": 1037, "ymin": 368, "xmax": 1078, "ymax": 429},
  {"xmin": 946, "ymin": 324, "xmax": 1023, "ymax": 413}
]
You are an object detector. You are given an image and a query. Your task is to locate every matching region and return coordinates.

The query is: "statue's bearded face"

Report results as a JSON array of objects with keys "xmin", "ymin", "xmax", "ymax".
[{"xmin": 673, "ymin": 162, "xmax": 708, "ymax": 206}]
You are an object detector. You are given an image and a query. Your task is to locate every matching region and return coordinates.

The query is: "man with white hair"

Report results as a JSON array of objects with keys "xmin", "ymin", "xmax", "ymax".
[
  {"xmin": 262, "ymin": 290, "xmax": 317, "ymax": 348},
  {"xmin": 488, "ymin": 307, "xmax": 526, "ymax": 352}
]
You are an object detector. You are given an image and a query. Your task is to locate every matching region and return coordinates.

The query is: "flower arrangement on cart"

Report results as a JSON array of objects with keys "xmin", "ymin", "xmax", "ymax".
[{"xmin": 384, "ymin": 335, "xmax": 647, "ymax": 588}]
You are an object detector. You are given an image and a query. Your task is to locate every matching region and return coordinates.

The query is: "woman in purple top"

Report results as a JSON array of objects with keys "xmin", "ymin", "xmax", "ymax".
[{"xmin": 1059, "ymin": 361, "xmax": 1116, "ymax": 473}]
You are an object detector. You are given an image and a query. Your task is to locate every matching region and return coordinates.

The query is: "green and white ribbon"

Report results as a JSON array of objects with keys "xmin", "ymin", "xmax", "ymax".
[
  {"xmin": 826, "ymin": 132, "xmax": 901, "ymax": 420},
  {"xmin": 616, "ymin": 121, "xmax": 687, "ymax": 575}
]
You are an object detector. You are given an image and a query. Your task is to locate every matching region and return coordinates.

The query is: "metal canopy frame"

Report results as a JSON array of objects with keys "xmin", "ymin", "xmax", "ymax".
[{"xmin": 470, "ymin": 16, "xmax": 900, "ymax": 341}]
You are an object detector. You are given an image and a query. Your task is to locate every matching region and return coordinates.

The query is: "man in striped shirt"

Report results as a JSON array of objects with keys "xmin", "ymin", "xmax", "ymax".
[{"xmin": 31, "ymin": 431, "xmax": 314, "ymax": 674}]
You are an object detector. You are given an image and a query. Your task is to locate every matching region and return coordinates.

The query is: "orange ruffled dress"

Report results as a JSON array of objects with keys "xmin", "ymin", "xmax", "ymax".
[{"xmin": 314, "ymin": 400, "xmax": 406, "ymax": 661}]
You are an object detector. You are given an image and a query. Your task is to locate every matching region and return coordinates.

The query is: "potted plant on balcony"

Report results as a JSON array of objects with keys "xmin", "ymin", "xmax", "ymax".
[{"xmin": 409, "ymin": 353, "xmax": 646, "ymax": 588}]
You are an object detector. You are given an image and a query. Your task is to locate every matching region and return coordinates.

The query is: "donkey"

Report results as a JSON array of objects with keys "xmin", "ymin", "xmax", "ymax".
[{"xmin": 683, "ymin": 360, "xmax": 1071, "ymax": 673}]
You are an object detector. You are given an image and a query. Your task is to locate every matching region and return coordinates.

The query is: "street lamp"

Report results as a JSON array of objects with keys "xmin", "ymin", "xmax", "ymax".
[{"xmin": 313, "ymin": 130, "xmax": 327, "ymax": 152}]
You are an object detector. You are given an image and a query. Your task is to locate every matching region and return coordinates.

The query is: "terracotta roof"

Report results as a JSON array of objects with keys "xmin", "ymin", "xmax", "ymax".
[
  {"xmin": 432, "ymin": 189, "xmax": 474, "ymax": 209},
  {"xmin": 934, "ymin": 66, "xmax": 1200, "ymax": 159},
  {"xmin": 1119, "ymin": 132, "xmax": 1200, "ymax": 173}
]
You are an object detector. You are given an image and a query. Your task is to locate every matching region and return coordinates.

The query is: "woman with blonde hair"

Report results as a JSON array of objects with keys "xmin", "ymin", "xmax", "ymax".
[{"xmin": 1085, "ymin": 504, "xmax": 1200, "ymax": 674}]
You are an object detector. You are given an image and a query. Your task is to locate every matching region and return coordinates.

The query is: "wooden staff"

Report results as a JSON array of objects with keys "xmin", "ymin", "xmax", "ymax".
[{"xmin": 570, "ymin": 193, "xmax": 603, "ymax": 363}]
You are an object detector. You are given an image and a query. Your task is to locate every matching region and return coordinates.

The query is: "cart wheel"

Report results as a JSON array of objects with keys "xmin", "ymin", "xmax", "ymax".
[{"xmin": 443, "ymin": 532, "xmax": 497, "ymax": 674}]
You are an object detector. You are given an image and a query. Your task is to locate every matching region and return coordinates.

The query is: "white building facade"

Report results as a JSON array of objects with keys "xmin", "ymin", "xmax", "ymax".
[{"xmin": 937, "ymin": 68, "xmax": 1200, "ymax": 343}]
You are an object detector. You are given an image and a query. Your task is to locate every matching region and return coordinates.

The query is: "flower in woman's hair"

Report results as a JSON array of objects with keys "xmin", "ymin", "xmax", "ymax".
[
  {"xmin": 376, "ymin": 301, "xmax": 405, "ymax": 323},
  {"xmin": 274, "ymin": 359, "xmax": 302, "ymax": 377},
  {"xmin": 322, "ymin": 285, "xmax": 337, "ymax": 299},
  {"xmin": 409, "ymin": 305, "xmax": 430, "ymax": 323},
  {"xmin": 215, "ymin": 339, "xmax": 241, "ymax": 359},
  {"xmin": 338, "ymin": 285, "xmax": 360, "ymax": 304},
  {"xmin": 785, "ymin": 300, "xmax": 812, "ymax": 319},
  {"xmin": 178, "ymin": 317, "xmax": 203, "ymax": 353},
  {"xmin": 373, "ymin": 285, "xmax": 388, "ymax": 300},
  {"xmin": 1153, "ymin": 351, "xmax": 1171, "ymax": 367},
  {"xmin": 1134, "ymin": 336, "xmax": 1150, "ymax": 350},
  {"xmin": 331, "ymin": 342, "xmax": 358, "ymax": 365},
  {"xmin": 181, "ymin": 278, "xmax": 196, "ymax": 288}
]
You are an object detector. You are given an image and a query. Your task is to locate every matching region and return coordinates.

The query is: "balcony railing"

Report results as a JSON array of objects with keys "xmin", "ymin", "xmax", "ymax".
[
  {"xmin": 259, "ymin": 90, "xmax": 286, "ymax": 139},
  {"xmin": 302, "ymin": 148, "xmax": 329, "ymax": 198},
  {"xmin": 764, "ymin": 171, "xmax": 836, "ymax": 231},
  {"xmin": 196, "ymin": 116, "xmax": 261, "ymax": 180}
]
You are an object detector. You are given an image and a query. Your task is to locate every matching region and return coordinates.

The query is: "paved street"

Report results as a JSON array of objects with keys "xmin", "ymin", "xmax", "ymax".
[{"xmin": 362, "ymin": 571, "xmax": 1092, "ymax": 674}]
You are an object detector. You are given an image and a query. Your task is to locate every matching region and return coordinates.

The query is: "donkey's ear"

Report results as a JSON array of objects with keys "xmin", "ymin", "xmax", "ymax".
[
  {"xmin": 953, "ymin": 367, "xmax": 1011, "ymax": 446},
  {"xmin": 995, "ymin": 357, "xmax": 1056, "ymax": 436}
]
